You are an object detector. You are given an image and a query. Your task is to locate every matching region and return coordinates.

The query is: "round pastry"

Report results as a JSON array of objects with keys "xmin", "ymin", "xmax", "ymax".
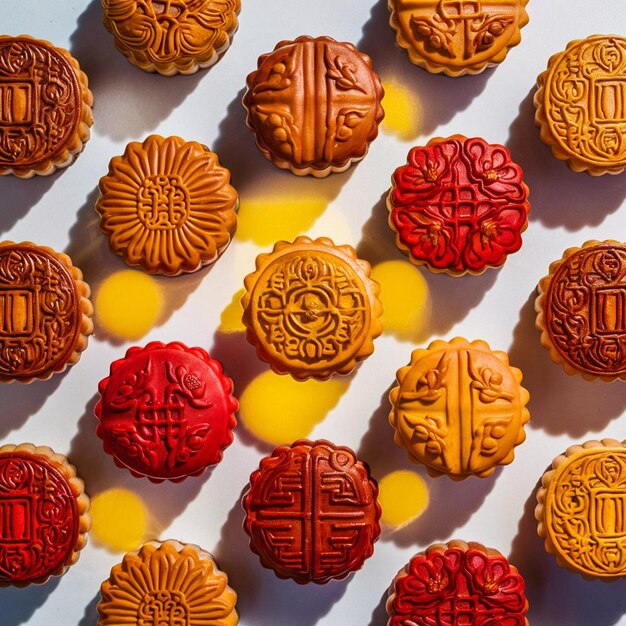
[
  {"xmin": 389, "ymin": 337, "xmax": 530, "ymax": 480},
  {"xmin": 95, "ymin": 341, "xmax": 237, "ymax": 481},
  {"xmin": 243, "ymin": 440, "xmax": 381, "ymax": 584},
  {"xmin": 97, "ymin": 135, "xmax": 238, "ymax": 276},
  {"xmin": 535, "ymin": 35, "xmax": 626, "ymax": 176},
  {"xmin": 536, "ymin": 240, "xmax": 626, "ymax": 382},
  {"xmin": 0, "ymin": 35, "xmax": 93, "ymax": 178},
  {"xmin": 387, "ymin": 540, "xmax": 529, "ymax": 624},
  {"xmin": 387, "ymin": 135, "xmax": 530, "ymax": 276},
  {"xmin": 0, "ymin": 241, "xmax": 93, "ymax": 383},
  {"xmin": 101, "ymin": 0, "xmax": 241, "ymax": 76},
  {"xmin": 388, "ymin": 0, "xmax": 529, "ymax": 77},
  {"xmin": 241, "ymin": 236, "xmax": 383, "ymax": 380},
  {"xmin": 536, "ymin": 438, "xmax": 626, "ymax": 580},
  {"xmin": 0, "ymin": 443, "xmax": 90, "ymax": 587},
  {"xmin": 243, "ymin": 35, "xmax": 384, "ymax": 177},
  {"xmin": 98, "ymin": 539, "xmax": 238, "ymax": 624}
]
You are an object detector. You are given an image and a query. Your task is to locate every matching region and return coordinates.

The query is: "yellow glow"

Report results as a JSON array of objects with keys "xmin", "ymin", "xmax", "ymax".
[
  {"xmin": 371, "ymin": 260, "xmax": 430, "ymax": 342},
  {"xmin": 90, "ymin": 488, "xmax": 148, "ymax": 552},
  {"xmin": 239, "ymin": 371, "xmax": 348, "ymax": 445},
  {"xmin": 96, "ymin": 270, "xmax": 163, "ymax": 340},
  {"xmin": 235, "ymin": 194, "xmax": 329, "ymax": 246},
  {"xmin": 378, "ymin": 470, "xmax": 429, "ymax": 527},
  {"xmin": 380, "ymin": 78, "xmax": 421, "ymax": 140},
  {"xmin": 218, "ymin": 288, "xmax": 245, "ymax": 333}
]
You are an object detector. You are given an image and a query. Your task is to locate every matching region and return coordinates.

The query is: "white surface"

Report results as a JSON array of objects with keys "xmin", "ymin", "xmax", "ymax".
[{"xmin": 1, "ymin": 1, "xmax": 626, "ymax": 625}]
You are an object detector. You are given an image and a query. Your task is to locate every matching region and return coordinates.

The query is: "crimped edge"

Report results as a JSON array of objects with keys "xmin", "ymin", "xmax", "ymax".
[
  {"xmin": 96, "ymin": 135, "xmax": 239, "ymax": 275},
  {"xmin": 95, "ymin": 340, "xmax": 238, "ymax": 482},
  {"xmin": 242, "ymin": 35, "xmax": 385, "ymax": 177},
  {"xmin": 0, "ymin": 35, "xmax": 93, "ymax": 178},
  {"xmin": 535, "ymin": 438, "xmax": 626, "ymax": 580},
  {"xmin": 0, "ymin": 241, "xmax": 93, "ymax": 384},
  {"xmin": 241, "ymin": 439, "xmax": 381, "ymax": 584},
  {"xmin": 386, "ymin": 135, "xmax": 531, "ymax": 277},
  {"xmin": 535, "ymin": 239, "xmax": 626, "ymax": 382},
  {"xmin": 388, "ymin": 0, "xmax": 529, "ymax": 77},
  {"xmin": 534, "ymin": 35, "xmax": 626, "ymax": 176},
  {"xmin": 0, "ymin": 443, "xmax": 90, "ymax": 587},
  {"xmin": 98, "ymin": 539, "xmax": 238, "ymax": 624},
  {"xmin": 389, "ymin": 337, "xmax": 530, "ymax": 480},
  {"xmin": 241, "ymin": 236, "xmax": 383, "ymax": 380},
  {"xmin": 386, "ymin": 539, "xmax": 529, "ymax": 625},
  {"xmin": 102, "ymin": 0, "xmax": 241, "ymax": 76}
]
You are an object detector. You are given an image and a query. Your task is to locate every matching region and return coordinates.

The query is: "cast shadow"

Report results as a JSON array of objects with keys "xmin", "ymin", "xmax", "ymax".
[
  {"xmin": 368, "ymin": 589, "xmax": 390, "ymax": 626},
  {"xmin": 78, "ymin": 591, "xmax": 100, "ymax": 626},
  {"xmin": 357, "ymin": 192, "xmax": 498, "ymax": 339},
  {"xmin": 64, "ymin": 186, "xmax": 207, "ymax": 345},
  {"xmin": 508, "ymin": 291, "xmax": 626, "ymax": 437},
  {"xmin": 506, "ymin": 89, "xmax": 626, "ymax": 230},
  {"xmin": 510, "ymin": 488, "xmax": 626, "ymax": 626},
  {"xmin": 214, "ymin": 491, "xmax": 350, "ymax": 626},
  {"xmin": 69, "ymin": 393, "xmax": 211, "ymax": 540},
  {"xmin": 0, "ymin": 576, "xmax": 61, "ymax": 625},
  {"xmin": 359, "ymin": 0, "xmax": 492, "ymax": 138},
  {"xmin": 358, "ymin": 385, "xmax": 498, "ymax": 548},
  {"xmin": 70, "ymin": 0, "xmax": 204, "ymax": 141},
  {"xmin": 0, "ymin": 173, "xmax": 62, "ymax": 234},
  {"xmin": 0, "ymin": 373, "xmax": 65, "ymax": 439}
]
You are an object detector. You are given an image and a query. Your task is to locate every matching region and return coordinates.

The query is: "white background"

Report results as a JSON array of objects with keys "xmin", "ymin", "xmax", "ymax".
[{"xmin": 1, "ymin": 1, "xmax": 626, "ymax": 624}]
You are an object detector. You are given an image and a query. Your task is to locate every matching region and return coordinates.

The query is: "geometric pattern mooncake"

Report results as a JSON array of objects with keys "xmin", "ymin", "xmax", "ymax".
[{"xmin": 243, "ymin": 440, "xmax": 381, "ymax": 584}]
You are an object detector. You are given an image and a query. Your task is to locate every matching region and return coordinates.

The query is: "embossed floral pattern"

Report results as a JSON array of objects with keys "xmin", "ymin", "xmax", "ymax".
[{"xmin": 97, "ymin": 135, "xmax": 238, "ymax": 275}]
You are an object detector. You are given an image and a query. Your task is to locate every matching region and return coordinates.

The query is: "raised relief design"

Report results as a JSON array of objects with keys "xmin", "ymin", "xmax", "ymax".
[
  {"xmin": 544, "ymin": 36, "xmax": 626, "ymax": 169},
  {"xmin": 389, "ymin": 137, "xmax": 529, "ymax": 274},
  {"xmin": 0, "ymin": 245, "xmax": 80, "ymax": 380},
  {"xmin": 244, "ymin": 442, "xmax": 380, "ymax": 583},
  {"xmin": 0, "ymin": 38, "xmax": 81, "ymax": 167},
  {"xmin": 389, "ymin": 545, "xmax": 527, "ymax": 625},
  {"xmin": 0, "ymin": 453, "xmax": 78, "ymax": 584},
  {"xmin": 544, "ymin": 449, "xmax": 626, "ymax": 578},
  {"xmin": 390, "ymin": 339, "xmax": 528, "ymax": 479},
  {"xmin": 138, "ymin": 591, "xmax": 189, "ymax": 626},
  {"xmin": 544, "ymin": 243, "xmax": 626, "ymax": 377},
  {"xmin": 97, "ymin": 136, "xmax": 238, "ymax": 275},
  {"xmin": 245, "ymin": 37, "xmax": 384, "ymax": 172}
]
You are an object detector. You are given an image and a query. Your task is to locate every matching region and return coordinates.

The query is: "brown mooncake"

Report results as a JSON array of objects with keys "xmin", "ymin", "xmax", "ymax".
[
  {"xmin": 0, "ymin": 35, "xmax": 93, "ymax": 178},
  {"xmin": 535, "ymin": 35, "xmax": 626, "ymax": 175},
  {"xmin": 0, "ymin": 241, "xmax": 93, "ymax": 383},
  {"xmin": 388, "ymin": 0, "xmax": 529, "ymax": 76},
  {"xmin": 243, "ymin": 36, "xmax": 384, "ymax": 177},
  {"xmin": 389, "ymin": 338, "xmax": 530, "ymax": 479},
  {"xmin": 97, "ymin": 135, "xmax": 238, "ymax": 276},
  {"xmin": 98, "ymin": 539, "xmax": 238, "ymax": 624},
  {"xmin": 242, "ymin": 439, "xmax": 381, "ymax": 584},
  {"xmin": 0, "ymin": 443, "xmax": 90, "ymax": 587},
  {"xmin": 536, "ymin": 240, "xmax": 626, "ymax": 382},
  {"xmin": 241, "ymin": 236, "xmax": 383, "ymax": 380},
  {"xmin": 101, "ymin": 0, "xmax": 241, "ymax": 76}
]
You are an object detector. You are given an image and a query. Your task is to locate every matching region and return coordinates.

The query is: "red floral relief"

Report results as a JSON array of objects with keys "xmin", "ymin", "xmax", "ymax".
[
  {"xmin": 389, "ymin": 546, "xmax": 528, "ymax": 625},
  {"xmin": 389, "ymin": 137, "xmax": 529, "ymax": 274}
]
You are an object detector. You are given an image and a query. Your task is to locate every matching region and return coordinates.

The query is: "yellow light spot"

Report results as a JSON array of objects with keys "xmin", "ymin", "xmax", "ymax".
[
  {"xmin": 90, "ymin": 488, "xmax": 148, "ymax": 552},
  {"xmin": 235, "ymin": 194, "xmax": 328, "ymax": 246},
  {"xmin": 96, "ymin": 270, "xmax": 163, "ymax": 340},
  {"xmin": 371, "ymin": 260, "xmax": 430, "ymax": 342},
  {"xmin": 239, "ymin": 371, "xmax": 348, "ymax": 445},
  {"xmin": 218, "ymin": 288, "xmax": 245, "ymax": 333},
  {"xmin": 380, "ymin": 77, "xmax": 421, "ymax": 140},
  {"xmin": 378, "ymin": 470, "xmax": 429, "ymax": 527}
]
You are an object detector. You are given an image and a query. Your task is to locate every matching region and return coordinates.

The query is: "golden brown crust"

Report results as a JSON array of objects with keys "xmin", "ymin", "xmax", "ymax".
[
  {"xmin": 0, "ymin": 35, "xmax": 93, "ymax": 178},
  {"xmin": 534, "ymin": 35, "xmax": 626, "ymax": 176},
  {"xmin": 389, "ymin": 337, "xmax": 530, "ymax": 479},
  {"xmin": 388, "ymin": 0, "xmax": 529, "ymax": 77},
  {"xmin": 241, "ymin": 236, "xmax": 383, "ymax": 380}
]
